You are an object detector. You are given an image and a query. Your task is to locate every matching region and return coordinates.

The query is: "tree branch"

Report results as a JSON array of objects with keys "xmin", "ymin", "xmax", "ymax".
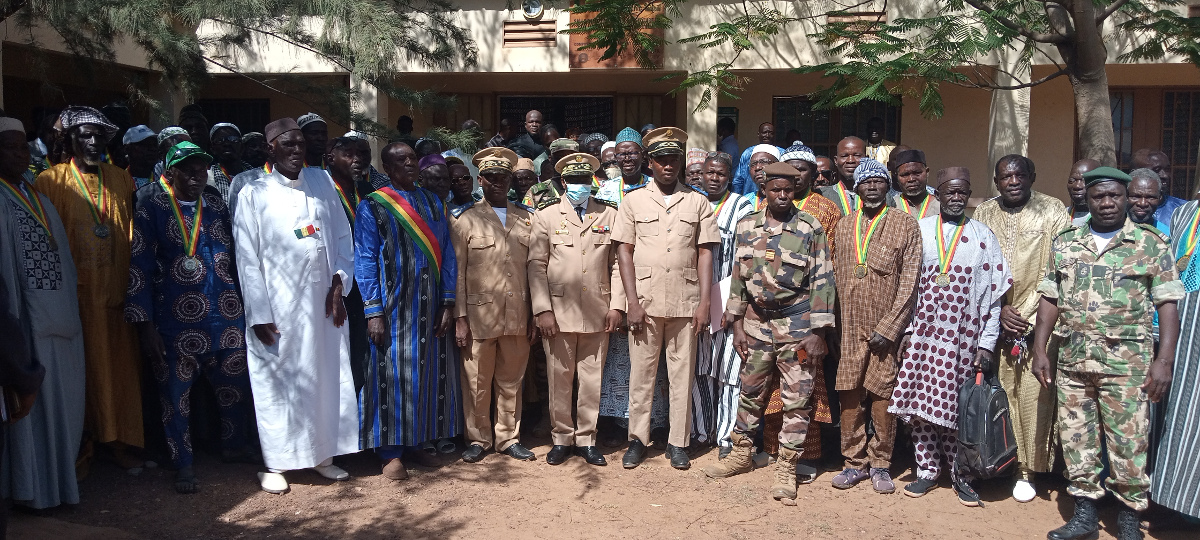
[
  {"xmin": 951, "ymin": 67, "xmax": 1068, "ymax": 90},
  {"xmin": 1096, "ymin": 0, "xmax": 1131, "ymax": 23},
  {"xmin": 961, "ymin": 0, "xmax": 1069, "ymax": 43}
]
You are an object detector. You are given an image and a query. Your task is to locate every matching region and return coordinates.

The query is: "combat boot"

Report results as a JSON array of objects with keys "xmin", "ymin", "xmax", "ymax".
[
  {"xmin": 702, "ymin": 432, "xmax": 754, "ymax": 478},
  {"xmin": 1047, "ymin": 497, "xmax": 1100, "ymax": 540},
  {"xmin": 1116, "ymin": 507, "xmax": 1144, "ymax": 540},
  {"xmin": 770, "ymin": 447, "xmax": 801, "ymax": 500}
]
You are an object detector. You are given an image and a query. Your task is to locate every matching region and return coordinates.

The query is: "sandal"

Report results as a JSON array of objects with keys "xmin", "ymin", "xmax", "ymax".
[{"xmin": 174, "ymin": 467, "xmax": 200, "ymax": 494}]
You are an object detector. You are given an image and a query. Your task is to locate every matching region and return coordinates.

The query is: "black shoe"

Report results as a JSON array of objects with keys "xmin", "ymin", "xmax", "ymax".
[
  {"xmin": 1117, "ymin": 507, "xmax": 1144, "ymax": 540},
  {"xmin": 575, "ymin": 446, "xmax": 607, "ymax": 466},
  {"xmin": 462, "ymin": 444, "xmax": 487, "ymax": 463},
  {"xmin": 503, "ymin": 442, "xmax": 537, "ymax": 461},
  {"xmin": 1048, "ymin": 497, "xmax": 1101, "ymax": 540},
  {"xmin": 955, "ymin": 480, "xmax": 983, "ymax": 507},
  {"xmin": 903, "ymin": 477, "xmax": 938, "ymax": 498},
  {"xmin": 545, "ymin": 445, "xmax": 572, "ymax": 465},
  {"xmin": 796, "ymin": 459, "xmax": 819, "ymax": 485},
  {"xmin": 622, "ymin": 440, "xmax": 647, "ymax": 469},
  {"xmin": 665, "ymin": 444, "xmax": 690, "ymax": 470}
]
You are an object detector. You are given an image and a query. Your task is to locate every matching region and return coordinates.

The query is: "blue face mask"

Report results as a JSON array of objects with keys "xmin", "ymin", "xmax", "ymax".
[{"xmin": 565, "ymin": 183, "xmax": 590, "ymax": 205}]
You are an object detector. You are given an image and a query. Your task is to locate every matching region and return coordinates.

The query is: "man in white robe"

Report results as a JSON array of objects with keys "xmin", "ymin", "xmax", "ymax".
[{"xmin": 233, "ymin": 118, "xmax": 358, "ymax": 494}]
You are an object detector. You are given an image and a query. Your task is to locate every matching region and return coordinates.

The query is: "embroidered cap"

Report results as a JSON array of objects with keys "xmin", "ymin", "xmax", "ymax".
[
  {"xmin": 164, "ymin": 141, "xmax": 214, "ymax": 170},
  {"xmin": 749, "ymin": 144, "xmax": 781, "ymax": 160},
  {"xmin": 1082, "ymin": 166, "xmax": 1133, "ymax": 187},
  {"xmin": 779, "ymin": 141, "xmax": 816, "ymax": 165},
  {"xmin": 208, "ymin": 122, "xmax": 241, "ymax": 138},
  {"xmin": 472, "ymin": 147, "xmax": 520, "ymax": 173},
  {"xmin": 556, "ymin": 152, "xmax": 600, "ymax": 177},
  {"xmin": 580, "ymin": 132, "xmax": 609, "ymax": 146},
  {"xmin": 615, "ymin": 127, "xmax": 642, "ymax": 146},
  {"xmin": 297, "ymin": 113, "xmax": 326, "ymax": 129},
  {"xmin": 643, "ymin": 127, "xmax": 688, "ymax": 157},
  {"xmin": 157, "ymin": 126, "xmax": 189, "ymax": 146},
  {"xmin": 852, "ymin": 158, "xmax": 890, "ymax": 188}
]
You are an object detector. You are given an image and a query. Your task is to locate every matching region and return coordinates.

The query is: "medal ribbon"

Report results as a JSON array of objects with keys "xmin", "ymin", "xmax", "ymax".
[
  {"xmin": 159, "ymin": 178, "xmax": 203, "ymax": 257},
  {"xmin": 795, "ymin": 192, "xmax": 815, "ymax": 212},
  {"xmin": 1177, "ymin": 207, "xmax": 1200, "ymax": 264},
  {"xmin": 332, "ymin": 180, "xmax": 357, "ymax": 221},
  {"xmin": 0, "ymin": 181, "xmax": 54, "ymax": 242},
  {"xmin": 854, "ymin": 207, "xmax": 888, "ymax": 267},
  {"xmin": 68, "ymin": 159, "xmax": 107, "ymax": 226},
  {"xmin": 711, "ymin": 191, "xmax": 731, "ymax": 217},
  {"xmin": 832, "ymin": 182, "xmax": 853, "ymax": 214},
  {"xmin": 935, "ymin": 216, "xmax": 967, "ymax": 275},
  {"xmin": 899, "ymin": 194, "xmax": 932, "ymax": 218},
  {"xmin": 263, "ymin": 162, "xmax": 273, "ymax": 174}
]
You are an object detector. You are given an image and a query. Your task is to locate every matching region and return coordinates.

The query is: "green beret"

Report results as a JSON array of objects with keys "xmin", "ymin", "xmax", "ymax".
[{"xmin": 1082, "ymin": 166, "xmax": 1132, "ymax": 187}]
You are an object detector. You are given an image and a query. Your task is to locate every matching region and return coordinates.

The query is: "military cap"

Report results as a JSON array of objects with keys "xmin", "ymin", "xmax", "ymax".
[
  {"xmin": 643, "ymin": 127, "xmax": 688, "ymax": 157},
  {"xmin": 165, "ymin": 141, "xmax": 213, "ymax": 170},
  {"xmin": 514, "ymin": 157, "xmax": 536, "ymax": 173},
  {"xmin": 1082, "ymin": 166, "xmax": 1133, "ymax": 187},
  {"xmin": 762, "ymin": 162, "xmax": 802, "ymax": 179},
  {"xmin": 548, "ymin": 138, "xmax": 579, "ymax": 155},
  {"xmin": 556, "ymin": 152, "xmax": 600, "ymax": 177},
  {"xmin": 472, "ymin": 147, "xmax": 520, "ymax": 173}
]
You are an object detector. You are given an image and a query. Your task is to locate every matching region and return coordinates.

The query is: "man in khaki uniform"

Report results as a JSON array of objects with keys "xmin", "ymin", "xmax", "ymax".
[
  {"xmin": 528, "ymin": 153, "xmax": 626, "ymax": 467},
  {"xmin": 613, "ymin": 127, "xmax": 719, "ymax": 470},
  {"xmin": 453, "ymin": 147, "xmax": 537, "ymax": 463}
]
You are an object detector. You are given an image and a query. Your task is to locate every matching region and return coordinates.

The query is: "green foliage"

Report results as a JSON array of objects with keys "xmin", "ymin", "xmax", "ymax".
[
  {"xmin": 5, "ymin": 0, "xmax": 479, "ymax": 139},
  {"xmin": 561, "ymin": 0, "xmax": 685, "ymax": 69}
]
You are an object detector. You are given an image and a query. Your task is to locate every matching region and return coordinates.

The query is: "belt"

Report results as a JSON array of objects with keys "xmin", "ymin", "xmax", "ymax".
[{"xmin": 750, "ymin": 299, "xmax": 810, "ymax": 320}]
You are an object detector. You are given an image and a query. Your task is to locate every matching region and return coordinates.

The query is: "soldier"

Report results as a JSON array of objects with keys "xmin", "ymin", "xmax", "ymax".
[
  {"xmin": 453, "ymin": 147, "xmax": 538, "ymax": 463},
  {"xmin": 522, "ymin": 138, "xmax": 580, "ymax": 210},
  {"xmin": 613, "ymin": 127, "xmax": 719, "ymax": 470},
  {"xmin": 527, "ymin": 153, "xmax": 626, "ymax": 466},
  {"xmin": 1031, "ymin": 166, "xmax": 1182, "ymax": 540},
  {"xmin": 700, "ymin": 163, "xmax": 835, "ymax": 503}
]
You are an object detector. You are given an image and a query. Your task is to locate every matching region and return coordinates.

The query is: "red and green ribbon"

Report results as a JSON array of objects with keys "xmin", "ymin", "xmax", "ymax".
[
  {"xmin": 936, "ymin": 215, "xmax": 967, "ymax": 275},
  {"xmin": 898, "ymin": 194, "xmax": 932, "ymax": 219},
  {"xmin": 854, "ymin": 207, "xmax": 888, "ymax": 267},
  {"xmin": 1178, "ymin": 208, "xmax": 1200, "ymax": 264},
  {"xmin": 0, "ymin": 180, "xmax": 54, "ymax": 243},
  {"xmin": 711, "ymin": 191, "xmax": 731, "ymax": 217},
  {"xmin": 69, "ymin": 159, "xmax": 108, "ymax": 227},
  {"xmin": 831, "ymin": 182, "xmax": 856, "ymax": 214},
  {"xmin": 332, "ymin": 180, "xmax": 357, "ymax": 221},
  {"xmin": 159, "ymin": 177, "xmax": 203, "ymax": 257},
  {"xmin": 368, "ymin": 187, "xmax": 443, "ymax": 283}
]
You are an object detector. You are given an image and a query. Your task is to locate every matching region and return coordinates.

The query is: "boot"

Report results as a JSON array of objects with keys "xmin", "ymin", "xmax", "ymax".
[
  {"xmin": 702, "ymin": 432, "xmax": 754, "ymax": 479},
  {"xmin": 770, "ymin": 448, "xmax": 800, "ymax": 500},
  {"xmin": 1116, "ymin": 507, "xmax": 1144, "ymax": 540},
  {"xmin": 1047, "ymin": 497, "xmax": 1100, "ymax": 540}
]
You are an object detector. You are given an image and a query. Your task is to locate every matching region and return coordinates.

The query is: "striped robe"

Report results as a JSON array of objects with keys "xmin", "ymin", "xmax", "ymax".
[
  {"xmin": 1152, "ymin": 200, "xmax": 1200, "ymax": 517},
  {"xmin": 353, "ymin": 187, "xmax": 461, "ymax": 448},
  {"xmin": 690, "ymin": 191, "xmax": 755, "ymax": 444}
]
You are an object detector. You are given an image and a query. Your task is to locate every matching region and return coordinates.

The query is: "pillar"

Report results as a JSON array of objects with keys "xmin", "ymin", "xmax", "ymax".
[
  {"xmin": 985, "ymin": 51, "xmax": 1031, "ymax": 197},
  {"xmin": 685, "ymin": 83, "xmax": 718, "ymax": 152},
  {"xmin": 351, "ymin": 75, "xmax": 389, "ymax": 169}
]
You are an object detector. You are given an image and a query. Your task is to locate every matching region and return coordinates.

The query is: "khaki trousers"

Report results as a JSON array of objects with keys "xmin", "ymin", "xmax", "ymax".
[
  {"xmin": 461, "ymin": 335, "xmax": 530, "ymax": 451},
  {"xmin": 628, "ymin": 316, "xmax": 697, "ymax": 447},
  {"xmin": 544, "ymin": 332, "xmax": 609, "ymax": 446},
  {"xmin": 838, "ymin": 386, "xmax": 896, "ymax": 470}
]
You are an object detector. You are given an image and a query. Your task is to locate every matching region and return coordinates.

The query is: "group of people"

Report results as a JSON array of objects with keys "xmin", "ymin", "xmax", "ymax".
[{"xmin": 2, "ymin": 104, "xmax": 1199, "ymax": 540}]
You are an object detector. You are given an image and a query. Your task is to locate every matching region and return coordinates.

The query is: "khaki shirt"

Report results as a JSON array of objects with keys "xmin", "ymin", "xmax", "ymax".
[
  {"xmin": 611, "ymin": 181, "xmax": 720, "ymax": 318},
  {"xmin": 451, "ymin": 201, "xmax": 534, "ymax": 339},
  {"xmin": 527, "ymin": 197, "xmax": 626, "ymax": 333}
]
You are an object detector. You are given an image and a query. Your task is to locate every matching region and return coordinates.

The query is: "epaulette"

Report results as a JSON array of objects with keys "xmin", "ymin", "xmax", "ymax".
[
  {"xmin": 534, "ymin": 194, "xmax": 560, "ymax": 210},
  {"xmin": 515, "ymin": 202, "xmax": 535, "ymax": 213},
  {"xmin": 623, "ymin": 182, "xmax": 647, "ymax": 193},
  {"xmin": 594, "ymin": 197, "xmax": 619, "ymax": 209},
  {"xmin": 450, "ymin": 200, "xmax": 474, "ymax": 218},
  {"xmin": 1132, "ymin": 221, "xmax": 1170, "ymax": 243},
  {"xmin": 1053, "ymin": 222, "xmax": 1081, "ymax": 240}
]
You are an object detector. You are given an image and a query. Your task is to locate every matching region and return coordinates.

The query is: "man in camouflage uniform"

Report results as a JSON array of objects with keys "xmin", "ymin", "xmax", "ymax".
[
  {"xmin": 1031, "ymin": 166, "xmax": 1182, "ymax": 540},
  {"xmin": 701, "ymin": 163, "xmax": 835, "ymax": 503},
  {"xmin": 522, "ymin": 138, "xmax": 582, "ymax": 210}
]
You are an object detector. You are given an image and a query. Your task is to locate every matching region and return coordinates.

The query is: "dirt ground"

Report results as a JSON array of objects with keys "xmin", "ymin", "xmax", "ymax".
[{"xmin": 8, "ymin": 430, "xmax": 1199, "ymax": 540}]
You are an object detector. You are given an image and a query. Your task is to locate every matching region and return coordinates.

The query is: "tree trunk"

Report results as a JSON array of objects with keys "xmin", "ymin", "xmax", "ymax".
[{"xmin": 1059, "ymin": 0, "xmax": 1118, "ymax": 166}]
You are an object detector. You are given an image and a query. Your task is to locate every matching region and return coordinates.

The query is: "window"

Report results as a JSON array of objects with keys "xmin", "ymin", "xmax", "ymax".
[
  {"xmin": 194, "ymin": 99, "xmax": 270, "ymax": 135},
  {"xmin": 1111, "ymin": 91, "xmax": 1135, "ymax": 168},
  {"xmin": 503, "ymin": 20, "xmax": 557, "ymax": 48},
  {"xmin": 1162, "ymin": 91, "xmax": 1200, "ymax": 196},
  {"xmin": 498, "ymin": 96, "xmax": 615, "ymax": 136},
  {"xmin": 772, "ymin": 97, "xmax": 901, "ymax": 158}
]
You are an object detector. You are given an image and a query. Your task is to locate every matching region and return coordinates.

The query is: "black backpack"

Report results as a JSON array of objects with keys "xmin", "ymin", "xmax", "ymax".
[{"xmin": 955, "ymin": 371, "xmax": 1019, "ymax": 480}]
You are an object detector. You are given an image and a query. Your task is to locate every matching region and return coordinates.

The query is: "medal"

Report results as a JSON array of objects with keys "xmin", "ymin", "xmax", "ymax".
[
  {"xmin": 935, "ymin": 215, "xmax": 967, "ymax": 287},
  {"xmin": 182, "ymin": 256, "xmax": 200, "ymax": 272},
  {"xmin": 852, "ymin": 207, "xmax": 888, "ymax": 279},
  {"xmin": 69, "ymin": 159, "xmax": 110, "ymax": 238},
  {"xmin": 160, "ymin": 178, "xmax": 204, "ymax": 264},
  {"xmin": 1178, "ymin": 254, "xmax": 1191, "ymax": 272}
]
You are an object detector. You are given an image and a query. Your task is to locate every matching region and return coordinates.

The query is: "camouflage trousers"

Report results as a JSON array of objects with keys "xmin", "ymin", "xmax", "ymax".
[
  {"xmin": 734, "ymin": 336, "xmax": 814, "ymax": 452},
  {"xmin": 1057, "ymin": 369, "xmax": 1150, "ymax": 511}
]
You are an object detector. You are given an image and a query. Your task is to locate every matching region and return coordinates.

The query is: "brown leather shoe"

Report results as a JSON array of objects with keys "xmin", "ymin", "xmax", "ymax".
[{"xmin": 382, "ymin": 458, "xmax": 408, "ymax": 481}]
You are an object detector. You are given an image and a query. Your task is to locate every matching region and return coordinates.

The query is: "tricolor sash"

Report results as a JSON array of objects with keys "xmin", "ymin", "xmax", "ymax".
[{"xmin": 367, "ymin": 187, "xmax": 443, "ymax": 282}]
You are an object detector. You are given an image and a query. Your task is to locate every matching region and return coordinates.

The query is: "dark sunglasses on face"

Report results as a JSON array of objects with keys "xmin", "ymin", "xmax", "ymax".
[
  {"xmin": 819, "ymin": 170, "xmax": 834, "ymax": 178},
  {"xmin": 215, "ymin": 135, "xmax": 241, "ymax": 144}
]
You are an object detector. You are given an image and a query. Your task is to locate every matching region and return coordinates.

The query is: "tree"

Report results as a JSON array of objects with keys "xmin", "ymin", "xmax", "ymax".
[
  {"xmin": 3, "ymin": 0, "xmax": 480, "ymax": 144},
  {"xmin": 567, "ymin": 0, "xmax": 1200, "ymax": 166}
]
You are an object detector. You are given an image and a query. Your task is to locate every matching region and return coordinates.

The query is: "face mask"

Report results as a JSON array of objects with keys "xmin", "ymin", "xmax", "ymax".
[{"xmin": 565, "ymin": 183, "xmax": 590, "ymax": 205}]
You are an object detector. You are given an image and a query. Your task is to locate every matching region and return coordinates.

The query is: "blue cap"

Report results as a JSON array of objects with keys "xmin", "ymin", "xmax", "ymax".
[
  {"xmin": 853, "ymin": 158, "xmax": 890, "ymax": 188},
  {"xmin": 615, "ymin": 127, "xmax": 642, "ymax": 146}
]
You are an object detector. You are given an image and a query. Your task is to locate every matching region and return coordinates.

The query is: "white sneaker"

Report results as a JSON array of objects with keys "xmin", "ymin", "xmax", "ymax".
[
  {"xmin": 258, "ymin": 471, "xmax": 289, "ymax": 494},
  {"xmin": 1013, "ymin": 479, "xmax": 1036, "ymax": 502},
  {"xmin": 311, "ymin": 463, "xmax": 350, "ymax": 481}
]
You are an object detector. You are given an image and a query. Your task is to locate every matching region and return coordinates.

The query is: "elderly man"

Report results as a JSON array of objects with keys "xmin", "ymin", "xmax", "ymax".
[
  {"xmin": 1032, "ymin": 166, "xmax": 1182, "ymax": 540},
  {"xmin": 831, "ymin": 157, "xmax": 921, "ymax": 494},
  {"xmin": 297, "ymin": 113, "xmax": 329, "ymax": 168},
  {"xmin": 596, "ymin": 128, "xmax": 651, "ymax": 204},
  {"xmin": 690, "ymin": 151, "xmax": 756, "ymax": 455},
  {"xmin": 741, "ymin": 145, "xmax": 781, "ymax": 210},
  {"xmin": 1128, "ymin": 168, "xmax": 1170, "ymax": 235},
  {"xmin": 732, "ymin": 122, "xmax": 779, "ymax": 195},
  {"xmin": 122, "ymin": 125, "xmax": 158, "ymax": 190},
  {"xmin": 453, "ymin": 147, "xmax": 537, "ymax": 463},
  {"xmin": 614, "ymin": 127, "xmax": 718, "ymax": 470},
  {"xmin": 0, "ymin": 117, "xmax": 85, "ymax": 509},
  {"xmin": 702, "ymin": 162, "xmax": 835, "ymax": 503},
  {"xmin": 354, "ymin": 142, "xmax": 459, "ymax": 480},
  {"xmin": 1153, "ymin": 190, "xmax": 1200, "ymax": 521},
  {"xmin": 887, "ymin": 150, "xmax": 938, "ymax": 219},
  {"xmin": 207, "ymin": 123, "xmax": 250, "ymax": 203},
  {"xmin": 127, "ymin": 142, "xmax": 255, "ymax": 494},
  {"xmin": 974, "ymin": 154, "xmax": 1072, "ymax": 502},
  {"xmin": 527, "ymin": 153, "xmax": 624, "ymax": 466},
  {"xmin": 827, "ymin": 137, "xmax": 866, "ymax": 215},
  {"xmin": 888, "ymin": 167, "xmax": 1012, "ymax": 506},
  {"xmin": 241, "ymin": 132, "xmax": 268, "ymax": 168},
  {"xmin": 233, "ymin": 118, "xmax": 359, "ymax": 494},
  {"xmin": 1067, "ymin": 159, "xmax": 1100, "ymax": 226},
  {"xmin": 864, "ymin": 117, "xmax": 896, "ymax": 165},
  {"xmin": 35, "ymin": 106, "xmax": 146, "ymax": 468},
  {"xmin": 1131, "ymin": 148, "xmax": 1185, "ymax": 225}
]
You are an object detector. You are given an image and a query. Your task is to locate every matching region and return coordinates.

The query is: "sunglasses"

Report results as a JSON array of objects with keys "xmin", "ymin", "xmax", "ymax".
[{"xmin": 819, "ymin": 170, "xmax": 834, "ymax": 178}]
